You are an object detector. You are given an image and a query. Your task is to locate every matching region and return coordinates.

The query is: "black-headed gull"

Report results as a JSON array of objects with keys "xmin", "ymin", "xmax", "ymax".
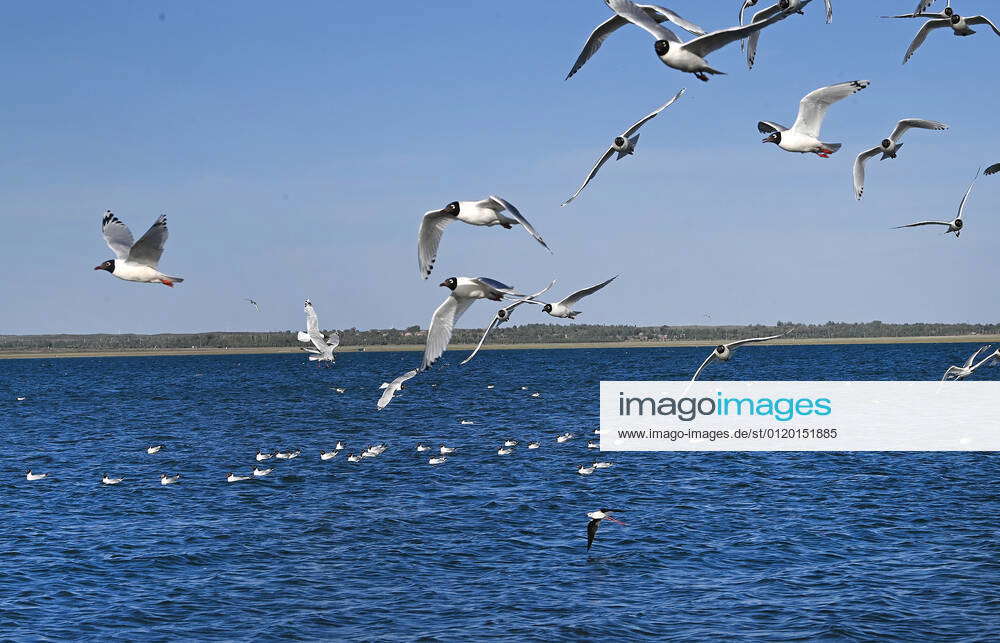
[
  {"xmin": 226, "ymin": 472, "xmax": 251, "ymax": 483},
  {"xmin": 587, "ymin": 508, "xmax": 625, "ymax": 550},
  {"xmin": 691, "ymin": 329, "xmax": 795, "ymax": 381},
  {"xmin": 903, "ymin": 13, "xmax": 1000, "ymax": 64},
  {"xmin": 853, "ymin": 119, "xmax": 948, "ymax": 200},
  {"xmin": 428, "ymin": 456, "xmax": 447, "ymax": 465},
  {"xmin": 882, "ymin": 0, "xmax": 952, "ymax": 19},
  {"xmin": 760, "ymin": 80, "xmax": 870, "ymax": 157},
  {"xmin": 298, "ymin": 300, "xmax": 338, "ymax": 366},
  {"xmin": 376, "ymin": 368, "xmax": 420, "ymax": 410},
  {"xmin": 566, "ymin": 3, "xmax": 705, "ymax": 79},
  {"xmin": 894, "ymin": 168, "xmax": 978, "ymax": 237},
  {"xmin": 461, "ymin": 281, "xmax": 555, "ymax": 365},
  {"xmin": 562, "ymin": 89, "xmax": 685, "ymax": 206},
  {"xmin": 742, "ymin": 1, "xmax": 832, "ymax": 70},
  {"xmin": 942, "ymin": 345, "xmax": 999, "ymax": 380},
  {"xmin": 606, "ymin": 0, "xmax": 791, "ymax": 81},
  {"xmin": 255, "ymin": 450, "xmax": 273, "ymax": 461},
  {"xmin": 26, "ymin": 470, "xmax": 47, "ymax": 481},
  {"xmin": 245, "ymin": 298, "xmax": 259, "ymax": 312},
  {"xmin": 253, "ymin": 467, "xmax": 273, "ymax": 477},
  {"xmin": 102, "ymin": 474, "xmax": 124, "ymax": 485},
  {"xmin": 95, "ymin": 211, "xmax": 184, "ymax": 286},
  {"xmin": 160, "ymin": 474, "xmax": 180, "ymax": 485},
  {"xmin": 418, "ymin": 196, "xmax": 550, "ymax": 279},
  {"xmin": 578, "ymin": 464, "xmax": 596, "ymax": 475},
  {"xmin": 527, "ymin": 276, "xmax": 618, "ymax": 319}
]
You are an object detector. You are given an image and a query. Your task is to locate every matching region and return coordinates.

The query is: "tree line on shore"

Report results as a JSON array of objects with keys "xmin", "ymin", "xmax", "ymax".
[{"xmin": 2, "ymin": 320, "xmax": 998, "ymax": 352}]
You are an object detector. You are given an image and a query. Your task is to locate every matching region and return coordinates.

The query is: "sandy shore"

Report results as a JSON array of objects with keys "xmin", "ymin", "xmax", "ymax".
[{"xmin": 1, "ymin": 334, "xmax": 998, "ymax": 360}]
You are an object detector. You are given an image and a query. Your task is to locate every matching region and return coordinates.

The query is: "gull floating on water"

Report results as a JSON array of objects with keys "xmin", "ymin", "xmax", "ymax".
[
  {"xmin": 902, "ymin": 12, "xmax": 1000, "ymax": 64},
  {"xmin": 347, "ymin": 453, "xmax": 362, "ymax": 462},
  {"xmin": 760, "ymin": 80, "xmax": 870, "ymax": 157},
  {"xmin": 26, "ymin": 470, "xmax": 47, "ymax": 481},
  {"xmin": 160, "ymin": 474, "xmax": 180, "ymax": 485},
  {"xmin": 853, "ymin": 118, "xmax": 948, "ymax": 199},
  {"xmin": 588, "ymin": 441, "xmax": 599, "ymax": 449},
  {"xmin": 321, "ymin": 450, "xmax": 339, "ymax": 460},
  {"xmin": 557, "ymin": 433, "xmax": 575, "ymax": 443},
  {"xmin": 562, "ymin": 89, "xmax": 685, "ymax": 206},
  {"xmin": 894, "ymin": 168, "xmax": 979, "ymax": 237},
  {"xmin": 253, "ymin": 467, "xmax": 273, "ymax": 477},
  {"xmin": 275, "ymin": 450, "xmax": 301, "ymax": 460},
  {"xmin": 147, "ymin": 445, "xmax": 164, "ymax": 454},
  {"xmin": 498, "ymin": 447, "xmax": 513, "ymax": 455},
  {"xmin": 528, "ymin": 442, "xmax": 541, "ymax": 449},
  {"xmin": 95, "ymin": 211, "xmax": 184, "ymax": 286},
  {"xmin": 593, "ymin": 461, "xmax": 614, "ymax": 469},
  {"xmin": 692, "ymin": 329, "xmax": 795, "ymax": 380},
  {"xmin": 503, "ymin": 440, "xmax": 519, "ymax": 447},
  {"xmin": 428, "ymin": 456, "xmax": 448, "ymax": 465},
  {"xmin": 578, "ymin": 464, "xmax": 596, "ymax": 475},
  {"xmin": 587, "ymin": 508, "xmax": 625, "ymax": 550},
  {"xmin": 226, "ymin": 472, "xmax": 251, "ymax": 483},
  {"xmin": 440, "ymin": 445, "xmax": 456, "ymax": 454},
  {"xmin": 102, "ymin": 474, "xmax": 124, "ymax": 485},
  {"xmin": 256, "ymin": 450, "xmax": 273, "ymax": 461},
  {"xmin": 416, "ymin": 444, "xmax": 431, "ymax": 452}
]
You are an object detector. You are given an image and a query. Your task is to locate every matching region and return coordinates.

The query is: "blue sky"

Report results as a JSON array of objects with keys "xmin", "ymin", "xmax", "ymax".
[{"xmin": 1, "ymin": 1, "xmax": 997, "ymax": 334}]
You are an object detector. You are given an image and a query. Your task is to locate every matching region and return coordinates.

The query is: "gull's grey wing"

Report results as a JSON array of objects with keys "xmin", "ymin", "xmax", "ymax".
[
  {"xmin": 101, "ymin": 211, "xmax": 135, "ymax": 261},
  {"xmin": 460, "ymin": 315, "xmax": 503, "ymax": 366},
  {"xmin": 791, "ymin": 80, "xmax": 869, "ymax": 139},
  {"xmin": 739, "ymin": 0, "xmax": 756, "ymax": 26},
  {"xmin": 889, "ymin": 118, "xmax": 948, "ymax": 142},
  {"xmin": 488, "ymin": 196, "xmax": 551, "ymax": 253},
  {"xmin": 418, "ymin": 207, "xmax": 457, "ymax": 279},
  {"xmin": 127, "ymin": 214, "xmax": 169, "ymax": 268},
  {"xmin": 690, "ymin": 351, "xmax": 717, "ymax": 382},
  {"xmin": 942, "ymin": 365, "xmax": 965, "ymax": 381},
  {"xmin": 325, "ymin": 332, "xmax": 341, "ymax": 350},
  {"xmin": 915, "ymin": 0, "xmax": 936, "ymax": 13},
  {"xmin": 963, "ymin": 345, "xmax": 992, "ymax": 368},
  {"xmin": 562, "ymin": 147, "xmax": 615, "ymax": 206},
  {"xmin": 966, "ymin": 16, "xmax": 1000, "ymax": 36},
  {"xmin": 893, "ymin": 220, "xmax": 951, "ymax": 228},
  {"xmin": 422, "ymin": 296, "xmax": 475, "ymax": 370},
  {"xmin": 956, "ymin": 169, "xmax": 979, "ymax": 221},
  {"xmin": 473, "ymin": 277, "xmax": 518, "ymax": 297},
  {"xmin": 824, "ymin": 0, "xmax": 832, "ymax": 23},
  {"xmin": 745, "ymin": 0, "xmax": 805, "ymax": 69},
  {"xmin": 903, "ymin": 19, "xmax": 951, "ymax": 64},
  {"xmin": 558, "ymin": 275, "xmax": 618, "ymax": 308},
  {"xmin": 757, "ymin": 121, "xmax": 788, "ymax": 134},
  {"xmin": 853, "ymin": 147, "xmax": 882, "ymax": 200},
  {"xmin": 726, "ymin": 329, "xmax": 793, "ymax": 349},
  {"xmin": 682, "ymin": 10, "xmax": 790, "ymax": 59},
  {"xmin": 606, "ymin": 0, "xmax": 681, "ymax": 42},
  {"xmin": 376, "ymin": 368, "xmax": 420, "ymax": 410},
  {"xmin": 984, "ymin": 163, "xmax": 1000, "ymax": 176},
  {"xmin": 624, "ymin": 88, "xmax": 686, "ymax": 137}
]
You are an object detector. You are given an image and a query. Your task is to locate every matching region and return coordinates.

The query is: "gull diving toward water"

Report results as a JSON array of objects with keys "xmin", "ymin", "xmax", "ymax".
[
  {"xmin": 742, "ymin": 1, "xmax": 833, "ymax": 70},
  {"xmin": 95, "ymin": 211, "xmax": 184, "ymax": 286},
  {"xmin": 245, "ymin": 298, "xmax": 259, "ymax": 312},
  {"xmin": 902, "ymin": 12, "xmax": 1000, "ymax": 64},
  {"xmin": 461, "ymin": 281, "xmax": 556, "ymax": 365},
  {"xmin": 691, "ymin": 329, "xmax": 795, "ymax": 381},
  {"xmin": 894, "ymin": 168, "xmax": 979, "ymax": 237},
  {"xmin": 604, "ymin": 0, "xmax": 792, "ymax": 81},
  {"xmin": 102, "ymin": 474, "xmax": 124, "ymax": 485},
  {"xmin": 417, "ymin": 196, "xmax": 550, "ymax": 279},
  {"xmin": 566, "ymin": 3, "xmax": 705, "ymax": 79},
  {"xmin": 942, "ymin": 345, "xmax": 999, "ymax": 380},
  {"xmin": 587, "ymin": 508, "xmax": 625, "ymax": 550},
  {"xmin": 26, "ymin": 470, "xmax": 47, "ymax": 481},
  {"xmin": 562, "ymin": 89, "xmax": 685, "ymax": 206},
  {"xmin": 760, "ymin": 80, "xmax": 870, "ymax": 157},
  {"xmin": 298, "ymin": 300, "xmax": 339, "ymax": 367},
  {"xmin": 853, "ymin": 119, "xmax": 948, "ymax": 200},
  {"xmin": 527, "ymin": 276, "xmax": 618, "ymax": 319}
]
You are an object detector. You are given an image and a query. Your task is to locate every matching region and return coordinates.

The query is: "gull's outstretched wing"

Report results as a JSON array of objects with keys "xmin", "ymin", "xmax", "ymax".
[
  {"xmin": 605, "ymin": 0, "xmax": 681, "ymax": 42},
  {"xmin": 682, "ymin": 10, "xmax": 791, "ymax": 59},
  {"xmin": 745, "ymin": 0, "xmax": 808, "ymax": 69},
  {"xmin": 727, "ymin": 329, "xmax": 794, "ymax": 349},
  {"xmin": 691, "ymin": 351, "xmax": 717, "ymax": 382},
  {"xmin": 101, "ymin": 211, "xmax": 134, "ymax": 260},
  {"xmin": 376, "ymin": 369, "xmax": 420, "ymax": 410},
  {"xmin": 422, "ymin": 296, "xmax": 475, "ymax": 370},
  {"xmin": 488, "ymin": 196, "xmax": 551, "ymax": 253},
  {"xmin": 956, "ymin": 169, "xmax": 980, "ymax": 221},
  {"xmin": 963, "ymin": 345, "xmax": 992, "ymax": 368},
  {"xmin": 757, "ymin": 121, "xmax": 788, "ymax": 134},
  {"xmin": 966, "ymin": 16, "xmax": 1000, "ymax": 37},
  {"xmin": 460, "ymin": 280, "xmax": 555, "ymax": 365},
  {"xmin": 418, "ymin": 207, "xmax": 457, "ymax": 279},
  {"xmin": 853, "ymin": 147, "xmax": 881, "ymax": 200},
  {"xmin": 893, "ymin": 220, "xmax": 951, "ymax": 229},
  {"xmin": 791, "ymin": 80, "xmax": 869, "ymax": 139},
  {"xmin": 889, "ymin": 118, "xmax": 948, "ymax": 142},
  {"xmin": 903, "ymin": 19, "xmax": 951, "ymax": 64},
  {"xmin": 562, "ymin": 147, "xmax": 615, "ymax": 206},
  {"xmin": 558, "ymin": 275, "xmax": 618, "ymax": 308},
  {"xmin": 624, "ymin": 88, "xmax": 686, "ymax": 137},
  {"xmin": 128, "ymin": 215, "xmax": 169, "ymax": 268}
]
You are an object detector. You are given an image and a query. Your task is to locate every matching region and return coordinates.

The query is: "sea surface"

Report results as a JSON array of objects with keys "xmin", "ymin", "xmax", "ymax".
[{"xmin": 2, "ymin": 343, "xmax": 999, "ymax": 641}]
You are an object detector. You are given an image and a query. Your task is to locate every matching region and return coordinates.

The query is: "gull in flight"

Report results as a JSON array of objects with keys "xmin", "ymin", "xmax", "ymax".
[
  {"xmin": 691, "ymin": 329, "xmax": 795, "ymax": 381},
  {"xmin": 742, "ymin": 1, "xmax": 833, "ymax": 70},
  {"xmin": 461, "ymin": 281, "xmax": 556, "ymax": 365},
  {"xmin": 418, "ymin": 196, "xmax": 550, "ymax": 279},
  {"xmin": 760, "ymin": 80, "xmax": 870, "ymax": 157},
  {"xmin": 376, "ymin": 369, "xmax": 420, "ymax": 410},
  {"xmin": 902, "ymin": 12, "xmax": 1000, "ymax": 64},
  {"xmin": 562, "ymin": 89, "xmax": 685, "ymax": 206},
  {"xmin": 297, "ymin": 300, "xmax": 339, "ymax": 366},
  {"xmin": 883, "ymin": 0, "xmax": 952, "ymax": 19},
  {"xmin": 566, "ymin": 3, "xmax": 705, "ymax": 79},
  {"xmin": 587, "ymin": 508, "xmax": 626, "ymax": 550},
  {"xmin": 526, "ymin": 276, "xmax": 618, "ymax": 319},
  {"xmin": 894, "ymin": 168, "xmax": 979, "ymax": 237},
  {"xmin": 606, "ymin": 0, "xmax": 792, "ymax": 81},
  {"xmin": 245, "ymin": 298, "xmax": 259, "ymax": 312},
  {"xmin": 942, "ymin": 345, "xmax": 1000, "ymax": 381},
  {"xmin": 95, "ymin": 211, "xmax": 184, "ymax": 286},
  {"xmin": 984, "ymin": 163, "xmax": 1000, "ymax": 176},
  {"xmin": 853, "ymin": 118, "xmax": 949, "ymax": 200}
]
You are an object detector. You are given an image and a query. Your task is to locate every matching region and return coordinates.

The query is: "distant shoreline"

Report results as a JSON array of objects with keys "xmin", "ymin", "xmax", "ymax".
[{"xmin": 1, "ymin": 334, "xmax": 997, "ymax": 360}]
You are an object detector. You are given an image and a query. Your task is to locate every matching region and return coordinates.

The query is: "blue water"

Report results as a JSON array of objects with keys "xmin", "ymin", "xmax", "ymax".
[{"xmin": 2, "ymin": 343, "xmax": 999, "ymax": 640}]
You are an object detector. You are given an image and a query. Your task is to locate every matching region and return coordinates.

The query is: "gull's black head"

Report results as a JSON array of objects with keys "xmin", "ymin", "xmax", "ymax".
[
  {"xmin": 715, "ymin": 345, "xmax": 726, "ymax": 354},
  {"xmin": 944, "ymin": 7, "xmax": 954, "ymax": 16},
  {"xmin": 763, "ymin": 131, "xmax": 781, "ymax": 145},
  {"xmin": 542, "ymin": 303, "xmax": 552, "ymax": 313},
  {"xmin": 779, "ymin": 0, "xmax": 791, "ymax": 10},
  {"xmin": 497, "ymin": 309, "xmax": 508, "ymax": 320},
  {"xmin": 94, "ymin": 259, "xmax": 115, "ymax": 273},
  {"xmin": 440, "ymin": 277, "xmax": 458, "ymax": 290},
  {"xmin": 445, "ymin": 201, "xmax": 460, "ymax": 215},
  {"xmin": 654, "ymin": 40, "xmax": 670, "ymax": 56},
  {"xmin": 614, "ymin": 136, "xmax": 626, "ymax": 147},
  {"xmin": 881, "ymin": 138, "xmax": 892, "ymax": 149},
  {"xmin": 951, "ymin": 14, "xmax": 961, "ymax": 24},
  {"xmin": 955, "ymin": 219, "xmax": 964, "ymax": 228}
]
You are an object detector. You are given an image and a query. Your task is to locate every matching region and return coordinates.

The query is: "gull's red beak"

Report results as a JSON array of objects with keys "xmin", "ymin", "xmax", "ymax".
[{"xmin": 93, "ymin": 265, "xmax": 103, "ymax": 270}]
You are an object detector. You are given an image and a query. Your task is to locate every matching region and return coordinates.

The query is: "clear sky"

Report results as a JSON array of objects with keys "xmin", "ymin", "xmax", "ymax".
[{"xmin": 1, "ymin": 1, "xmax": 997, "ymax": 335}]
